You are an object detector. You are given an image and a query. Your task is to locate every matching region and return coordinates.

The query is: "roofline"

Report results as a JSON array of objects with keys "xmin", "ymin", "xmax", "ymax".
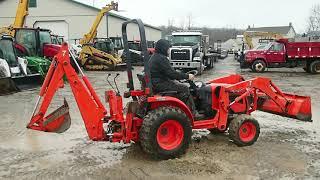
[
  {"xmin": 246, "ymin": 25, "xmax": 295, "ymax": 34},
  {"xmin": 69, "ymin": 0, "xmax": 162, "ymax": 31}
]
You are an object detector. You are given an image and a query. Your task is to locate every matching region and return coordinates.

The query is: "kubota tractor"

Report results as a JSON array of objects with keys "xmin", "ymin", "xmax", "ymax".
[{"xmin": 27, "ymin": 19, "xmax": 312, "ymax": 159}]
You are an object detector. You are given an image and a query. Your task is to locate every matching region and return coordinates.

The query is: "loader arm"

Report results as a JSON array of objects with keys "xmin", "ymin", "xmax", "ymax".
[
  {"xmin": 0, "ymin": 0, "xmax": 29, "ymax": 37},
  {"xmin": 225, "ymin": 75, "xmax": 312, "ymax": 121},
  {"xmin": 27, "ymin": 43, "xmax": 108, "ymax": 140},
  {"xmin": 79, "ymin": 1, "xmax": 118, "ymax": 45}
]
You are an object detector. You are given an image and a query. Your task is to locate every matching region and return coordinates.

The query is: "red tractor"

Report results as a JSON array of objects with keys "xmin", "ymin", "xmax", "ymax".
[
  {"xmin": 14, "ymin": 28, "xmax": 60, "ymax": 59},
  {"xmin": 27, "ymin": 19, "xmax": 312, "ymax": 159}
]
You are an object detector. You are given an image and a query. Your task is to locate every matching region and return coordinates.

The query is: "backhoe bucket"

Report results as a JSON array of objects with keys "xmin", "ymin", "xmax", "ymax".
[
  {"xmin": 0, "ymin": 77, "xmax": 19, "ymax": 95},
  {"xmin": 258, "ymin": 93, "xmax": 312, "ymax": 122},
  {"xmin": 28, "ymin": 99, "xmax": 71, "ymax": 133}
]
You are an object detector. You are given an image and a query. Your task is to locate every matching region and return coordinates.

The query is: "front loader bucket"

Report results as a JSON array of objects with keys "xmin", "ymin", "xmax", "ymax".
[
  {"xmin": 12, "ymin": 74, "xmax": 43, "ymax": 91},
  {"xmin": 28, "ymin": 99, "xmax": 71, "ymax": 133},
  {"xmin": 0, "ymin": 77, "xmax": 19, "ymax": 95},
  {"xmin": 257, "ymin": 93, "xmax": 312, "ymax": 122}
]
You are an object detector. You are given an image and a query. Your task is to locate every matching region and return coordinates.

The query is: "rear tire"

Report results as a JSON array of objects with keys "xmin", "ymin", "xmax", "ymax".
[
  {"xmin": 310, "ymin": 60, "xmax": 320, "ymax": 74},
  {"xmin": 252, "ymin": 60, "xmax": 266, "ymax": 73},
  {"xmin": 139, "ymin": 107, "xmax": 192, "ymax": 159},
  {"xmin": 229, "ymin": 114, "xmax": 260, "ymax": 146}
]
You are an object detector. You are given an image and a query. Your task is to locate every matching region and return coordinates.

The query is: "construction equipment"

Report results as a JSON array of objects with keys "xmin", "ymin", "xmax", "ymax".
[
  {"xmin": 0, "ymin": 0, "xmax": 29, "ymax": 36},
  {"xmin": 0, "ymin": 36, "xmax": 42, "ymax": 95},
  {"xmin": 27, "ymin": 19, "xmax": 312, "ymax": 160},
  {"xmin": 243, "ymin": 31, "xmax": 284, "ymax": 49},
  {"xmin": 78, "ymin": 1, "xmax": 123, "ymax": 71}
]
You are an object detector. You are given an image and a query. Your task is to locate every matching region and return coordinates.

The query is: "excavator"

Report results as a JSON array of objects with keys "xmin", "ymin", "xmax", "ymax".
[
  {"xmin": 78, "ymin": 1, "xmax": 124, "ymax": 71},
  {"xmin": 0, "ymin": 0, "xmax": 50, "ymax": 95},
  {"xmin": 27, "ymin": 19, "xmax": 312, "ymax": 159},
  {"xmin": 243, "ymin": 31, "xmax": 284, "ymax": 49}
]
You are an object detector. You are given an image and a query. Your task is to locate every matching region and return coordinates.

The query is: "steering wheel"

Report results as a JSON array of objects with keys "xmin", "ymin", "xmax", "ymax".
[{"xmin": 186, "ymin": 70, "xmax": 198, "ymax": 76}]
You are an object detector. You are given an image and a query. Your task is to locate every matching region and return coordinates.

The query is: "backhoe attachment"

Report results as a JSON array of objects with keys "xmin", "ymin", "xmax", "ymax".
[{"xmin": 27, "ymin": 43, "xmax": 107, "ymax": 138}]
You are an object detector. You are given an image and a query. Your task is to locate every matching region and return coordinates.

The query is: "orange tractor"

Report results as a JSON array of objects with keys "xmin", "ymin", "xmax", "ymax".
[{"xmin": 27, "ymin": 19, "xmax": 312, "ymax": 159}]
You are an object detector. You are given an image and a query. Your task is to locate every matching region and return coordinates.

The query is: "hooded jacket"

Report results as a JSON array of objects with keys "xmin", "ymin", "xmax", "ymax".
[{"xmin": 149, "ymin": 39, "xmax": 188, "ymax": 83}]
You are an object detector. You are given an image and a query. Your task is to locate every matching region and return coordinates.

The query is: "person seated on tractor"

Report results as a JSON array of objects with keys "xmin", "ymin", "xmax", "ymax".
[{"xmin": 149, "ymin": 39, "xmax": 196, "ymax": 114}]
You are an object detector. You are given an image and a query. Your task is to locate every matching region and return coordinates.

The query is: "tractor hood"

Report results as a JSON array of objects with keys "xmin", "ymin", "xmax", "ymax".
[
  {"xmin": 245, "ymin": 49, "xmax": 266, "ymax": 56},
  {"xmin": 44, "ymin": 44, "xmax": 61, "ymax": 58}
]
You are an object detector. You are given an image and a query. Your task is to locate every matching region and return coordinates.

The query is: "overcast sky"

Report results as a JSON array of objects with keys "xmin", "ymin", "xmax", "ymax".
[{"xmin": 76, "ymin": 0, "xmax": 319, "ymax": 33}]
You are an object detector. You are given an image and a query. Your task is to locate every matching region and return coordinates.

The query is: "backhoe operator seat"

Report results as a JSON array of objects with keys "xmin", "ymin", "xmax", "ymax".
[{"xmin": 137, "ymin": 72, "xmax": 177, "ymax": 96}]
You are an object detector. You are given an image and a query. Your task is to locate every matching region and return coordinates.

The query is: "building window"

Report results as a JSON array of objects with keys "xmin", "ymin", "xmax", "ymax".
[{"xmin": 29, "ymin": 0, "xmax": 37, "ymax": 8}]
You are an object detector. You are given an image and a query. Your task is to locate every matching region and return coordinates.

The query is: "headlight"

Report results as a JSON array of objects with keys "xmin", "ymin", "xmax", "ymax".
[{"xmin": 193, "ymin": 57, "xmax": 201, "ymax": 61}]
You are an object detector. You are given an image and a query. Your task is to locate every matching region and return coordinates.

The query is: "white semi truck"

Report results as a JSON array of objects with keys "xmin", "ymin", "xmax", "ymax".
[{"xmin": 169, "ymin": 31, "xmax": 216, "ymax": 74}]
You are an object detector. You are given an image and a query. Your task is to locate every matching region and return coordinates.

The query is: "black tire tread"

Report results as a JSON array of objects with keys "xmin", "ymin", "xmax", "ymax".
[
  {"xmin": 139, "ymin": 106, "xmax": 192, "ymax": 159},
  {"xmin": 229, "ymin": 114, "xmax": 260, "ymax": 146},
  {"xmin": 252, "ymin": 60, "xmax": 266, "ymax": 73}
]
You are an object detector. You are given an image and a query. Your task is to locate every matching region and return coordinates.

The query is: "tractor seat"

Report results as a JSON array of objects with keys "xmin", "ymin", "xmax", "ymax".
[{"xmin": 137, "ymin": 73, "xmax": 178, "ymax": 96}]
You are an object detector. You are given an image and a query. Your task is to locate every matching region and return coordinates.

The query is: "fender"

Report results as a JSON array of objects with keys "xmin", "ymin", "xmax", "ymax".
[{"xmin": 147, "ymin": 96, "xmax": 194, "ymax": 122}]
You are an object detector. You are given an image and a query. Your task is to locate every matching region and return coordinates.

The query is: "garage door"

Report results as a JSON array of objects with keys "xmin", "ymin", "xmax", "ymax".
[{"xmin": 34, "ymin": 21, "xmax": 69, "ymax": 41}]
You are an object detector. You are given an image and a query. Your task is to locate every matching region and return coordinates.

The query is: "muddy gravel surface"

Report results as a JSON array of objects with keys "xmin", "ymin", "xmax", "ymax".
[{"xmin": 0, "ymin": 56, "xmax": 319, "ymax": 180}]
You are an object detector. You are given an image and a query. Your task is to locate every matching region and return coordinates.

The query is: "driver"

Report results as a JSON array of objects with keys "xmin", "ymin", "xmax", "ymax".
[{"xmin": 149, "ymin": 39, "xmax": 196, "ymax": 114}]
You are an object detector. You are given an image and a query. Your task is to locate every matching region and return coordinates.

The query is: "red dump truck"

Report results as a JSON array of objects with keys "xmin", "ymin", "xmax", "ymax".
[{"xmin": 241, "ymin": 39, "xmax": 320, "ymax": 74}]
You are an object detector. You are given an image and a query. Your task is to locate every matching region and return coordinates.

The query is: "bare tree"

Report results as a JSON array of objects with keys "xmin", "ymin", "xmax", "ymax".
[{"xmin": 307, "ymin": 4, "xmax": 320, "ymax": 32}]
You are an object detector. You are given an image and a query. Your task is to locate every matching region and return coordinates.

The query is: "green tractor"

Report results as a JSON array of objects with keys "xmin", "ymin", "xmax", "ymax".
[{"xmin": 14, "ymin": 28, "xmax": 54, "ymax": 76}]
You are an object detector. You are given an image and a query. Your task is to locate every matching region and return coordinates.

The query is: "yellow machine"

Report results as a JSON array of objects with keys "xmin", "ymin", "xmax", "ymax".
[
  {"xmin": 0, "ymin": 0, "xmax": 29, "ymax": 36},
  {"xmin": 78, "ymin": 1, "xmax": 123, "ymax": 71},
  {"xmin": 243, "ymin": 31, "xmax": 283, "ymax": 49}
]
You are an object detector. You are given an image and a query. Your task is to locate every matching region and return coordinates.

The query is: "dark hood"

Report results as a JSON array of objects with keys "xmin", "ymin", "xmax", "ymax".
[{"xmin": 155, "ymin": 39, "xmax": 171, "ymax": 56}]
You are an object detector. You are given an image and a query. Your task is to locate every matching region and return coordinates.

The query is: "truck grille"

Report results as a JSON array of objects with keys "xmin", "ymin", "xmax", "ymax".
[{"xmin": 171, "ymin": 49, "xmax": 191, "ymax": 61}]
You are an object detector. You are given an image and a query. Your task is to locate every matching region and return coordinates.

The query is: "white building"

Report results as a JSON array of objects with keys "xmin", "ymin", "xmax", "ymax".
[
  {"xmin": 245, "ymin": 23, "xmax": 296, "ymax": 48},
  {"xmin": 0, "ymin": 0, "xmax": 162, "ymax": 43}
]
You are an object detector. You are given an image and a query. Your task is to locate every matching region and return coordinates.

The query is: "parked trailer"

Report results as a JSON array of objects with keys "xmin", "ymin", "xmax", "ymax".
[{"xmin": 241, "ymin": 39, "xmax": 320, "ymax": 74}]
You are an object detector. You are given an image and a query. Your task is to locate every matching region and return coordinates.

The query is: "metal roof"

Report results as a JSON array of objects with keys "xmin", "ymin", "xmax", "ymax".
[
  {"xmin": 172, "ymin": 32, "xmax": 202, "ymax": 36},
  {"xmin": 69, "ymin": 0, "xmax": 162, "ymax": 31},
  {"xmin": 246, "ymin": 26, "xmax": 294, "ymax": 35}
]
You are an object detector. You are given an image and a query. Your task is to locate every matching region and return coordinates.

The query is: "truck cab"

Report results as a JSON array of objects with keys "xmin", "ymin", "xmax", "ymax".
[{"xmin": 169, "ymin": 31, "xmax": 213, "ymax": 74}]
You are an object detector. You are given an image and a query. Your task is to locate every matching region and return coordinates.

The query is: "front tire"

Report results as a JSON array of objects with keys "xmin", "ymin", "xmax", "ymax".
[
  {"xmin": 252, "ymin": 60, "xmax": 266, "ymax": 73},
  {"xmin": 229, "ymin": 114, "xmax": 260, "ymax": 146},
  {"xmin": 139, "ymin": 107, "xmax": 192, "ymax": 159}
]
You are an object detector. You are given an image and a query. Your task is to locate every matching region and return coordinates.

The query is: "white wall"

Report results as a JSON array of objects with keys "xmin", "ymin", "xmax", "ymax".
[
  {"xmin": 0, "ymin": 0, "xmax": 161, "ymax": 43},
  {"xmin": 107, "ymin": 16, "xmax": 161, "ymax": 41},
  {"xmin": 285, "ymin": 28, "xmax": 296, "ymax": 39}
]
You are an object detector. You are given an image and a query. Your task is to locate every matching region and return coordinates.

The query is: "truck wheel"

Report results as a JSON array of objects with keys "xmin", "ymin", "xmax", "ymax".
[
  {"xmin": 229, "ymin": 114, "xmax": 260, "ymax": 146},
  {"xmin": 252, "ymin": 60, "xmax": 266, "ymax": 73},
  {"xmin": 139, "ymin": 106, "xmax": 192, "ymax": 159},
  {"xmin": 209, "ymin": 58, "xmax": 214, "ymax": 69},
  {"xmin": 310, "ymin": 60, "xmax": 320, "ymax": 74}
]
